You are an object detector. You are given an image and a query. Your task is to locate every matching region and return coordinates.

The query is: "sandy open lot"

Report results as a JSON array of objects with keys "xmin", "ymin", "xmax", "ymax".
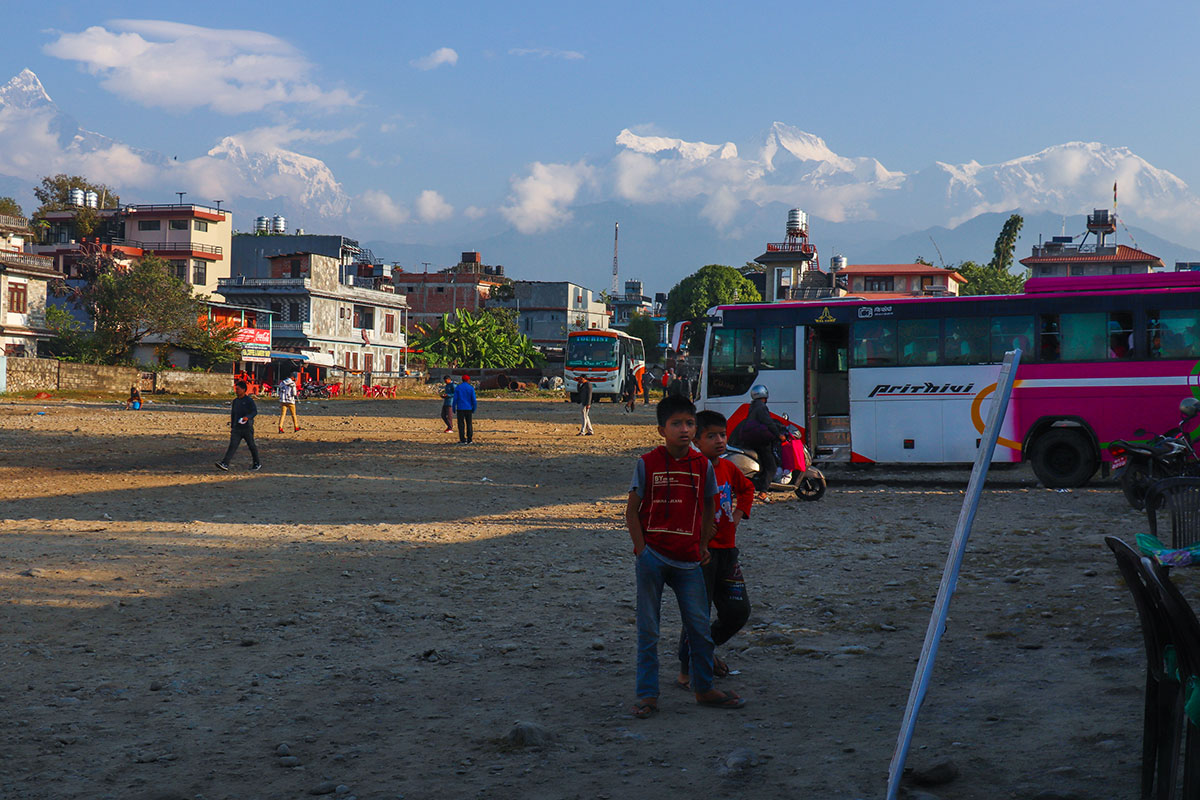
[{"xmin": 0, "ymin": 393, "xmax": 1167, "ymax": 799}]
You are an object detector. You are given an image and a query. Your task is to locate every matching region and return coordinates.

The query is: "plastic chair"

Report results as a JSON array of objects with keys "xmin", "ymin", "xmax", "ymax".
[
  {"xmin": 1107, "ymin": 537, "xmax": 1185, "ymax": 799},
  {"xmin": 1143, "ymin": 557, "xmax": 1200, "ymax": 798},
  {"xmin": 1146, "ymin": 478, "xmax": 1200, "ymax": 549}
]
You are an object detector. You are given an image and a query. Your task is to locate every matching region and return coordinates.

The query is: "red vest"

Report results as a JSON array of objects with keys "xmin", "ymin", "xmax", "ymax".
[{"xmin": 638, "ymin": 446, "xmax": 710, "ymax": 562}]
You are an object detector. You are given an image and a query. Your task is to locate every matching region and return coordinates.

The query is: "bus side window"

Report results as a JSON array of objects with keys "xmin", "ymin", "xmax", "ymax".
[
  {"xmin": 1150, "ymin": 309, "xmax": 1200, "ymax": 359},
  {"xmin": 943, "ymin": 317, "xmax": 988, "ymax": 364},
  {"xmin": 758, "ymin": 326, "xmax": 796, "ymax": 370},
  {"xmin": 1060, "ymin": 313, "xmax": 1107, "ymax": 361},
  {"xmin": 852, "ymin": 319, "xmax": 897, "ymax": 367},
  {"xmin": 1039, "ymin": 315, "xmax": 1061, "ymax": 362},
  {"xmin": 898, "ymin": 319, "xmax": 939, "ymax": 365},
  {"xmin": 1107, "ymin": 311, "xmax": 1134, "ymax": 359},
  {"xmin": 990, "ymin": 315, "xmax": 1034, "ymax": 362}
]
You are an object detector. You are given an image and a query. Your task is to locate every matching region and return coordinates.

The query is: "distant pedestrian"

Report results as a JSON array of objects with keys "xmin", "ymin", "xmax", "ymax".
[
  {"xmin": 642, "ymin": 369, "xmax": 653, "ymax": 405},
  {"xmin": 660, "ymin": 368, "xmax": 672, "ymax": 399},
  {"xmin": 622, "ymin": 370, "xmax": 637, "ymax": 412},
  {"xmin": 125, "ymin": 384, "xmax": 142, "ymax": 411},
  {"xmin": 453, "ymin": 374, "xmax": 477, "ymax": 444},
  {"xmin": 216, "ymin": 380, "xmax": 261, "ymax": 472},
  {"xmin": 439, "ymin": 375, "xmax": 456, "ymax": 433},
  {"xmin": 577, "ymin": 375, "xmax": 595, "ymax": 436},
  {"xmin": 277, "ymin": 372, "xmax": 300, "ymax": 433}
]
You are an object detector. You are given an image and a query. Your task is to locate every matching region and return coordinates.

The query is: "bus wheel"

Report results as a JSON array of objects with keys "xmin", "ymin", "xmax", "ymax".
[
  {"xmin": 1030, "ymin": 428, "xmax": 1098, "ymax": 488},
  {"xmin": 794, "ymin": 470, "xmax": 826, "ymax": 501}
]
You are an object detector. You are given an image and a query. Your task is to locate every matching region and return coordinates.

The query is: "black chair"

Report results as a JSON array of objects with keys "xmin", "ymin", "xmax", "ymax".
[
  {"xmin": 1107, "ymin": 537, "xmax": 1185, "ymax": 799},
  {"xmin": 1144, "ymin": 556, "xmax": 1200, "ymax": 798},
  {"xmin": 1146, "ymin": 477, "xmax": 1200, "ymax": 549}
]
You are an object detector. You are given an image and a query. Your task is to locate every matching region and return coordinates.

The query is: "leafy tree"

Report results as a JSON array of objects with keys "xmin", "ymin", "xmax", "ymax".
[
  {"xmin": 624, "ymin": 310, "xmax": 660, "ymax": 358},
  {"xmin": 41, "ymin": 305, "xmax": 101, "ymax": 363},
  {"xmin": 666, "ymin": 264, "xmax": 761, "ymax": 353},
  {"xmin": 33, "ymin": 173, "xmax": 120, "ymax": 214},
  {"xmin": 989, "ymin": 213, "xmax": 1024, "ymax": 272},
  {"xmin": 0, "ymin": 197, "xmax": 23, "ymax": 217},
  {"xmin": 178, "ymin": 317, "xmax": 242, "ymax": 372},
  {"xmin": 84, "ymin": 255, "xmax": 203, "ymax": 362},
  {"xmin": 411, "ymin": 308, "xmax": 545, "ymax": 369},
  {"xmin": 956, "ymin": 214, "xmax": 1028, "ymax": 296}
]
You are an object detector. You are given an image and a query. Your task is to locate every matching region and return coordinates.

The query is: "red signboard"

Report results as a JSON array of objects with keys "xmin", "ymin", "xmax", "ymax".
[{"xmin": 234, "ymin": 328, "xmax": 271, "ymax": 345}]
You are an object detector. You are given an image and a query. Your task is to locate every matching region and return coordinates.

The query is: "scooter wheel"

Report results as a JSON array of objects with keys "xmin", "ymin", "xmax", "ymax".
[{"xmin": 794, "ymin": 470, "xmax": 826, "ymax": 502}]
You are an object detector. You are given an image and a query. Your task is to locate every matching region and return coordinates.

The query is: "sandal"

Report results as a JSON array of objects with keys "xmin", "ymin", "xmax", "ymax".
[
  {"xmin": 713, "ymin": 656, "xmax": 730, "ymax": 678},
  {"xmin": 631, "ymin": 698, "xmax": 659, "ymax": 719},
  {"xmin": 696, "ymin": 689, "xmax": 745, "ymax": 709},
  {"xmin": 673, "ymin": 677, "xmax": 691, "ymax": 692},
  {"xmin": 755, "ymin": 492, "xmax": 772, "ymax": 504}
]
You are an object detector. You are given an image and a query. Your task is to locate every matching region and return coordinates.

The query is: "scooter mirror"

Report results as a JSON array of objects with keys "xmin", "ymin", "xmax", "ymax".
[{"xmin": 1182, "ymin": 397, "xmax": 1200, "ymax": 419}]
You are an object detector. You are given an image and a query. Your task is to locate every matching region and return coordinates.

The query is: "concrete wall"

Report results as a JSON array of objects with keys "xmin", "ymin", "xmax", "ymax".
[
  {"xmin": 3, "ymin": 357, "xmax": 232, "ymax": 395},
  {"xmin": 155, "ymin": 370, "xmax": 233, "ymax": 395},
  {"xmin": 57, "ymin": 362, "xmax": 139, "ymax": 393}
]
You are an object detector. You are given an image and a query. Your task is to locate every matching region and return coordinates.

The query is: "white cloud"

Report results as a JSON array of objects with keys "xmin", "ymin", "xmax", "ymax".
[
  {"xmin": 411, "ymin": 47, "xmax": 458, "ymax": 71},
  {"xmin": 500, "ymin": 160, "xmax": 594, "ymax": 234},
  {"xmin": 43, "ymin": 20, "xmax": 356, "ymax": 113},
  {"xmin": 416, "ymin": 190, "xmax": 453, "ymax": 223},
  {"xmin": 464, "ymin": 205, "xmax": 488, "ymax": 220},
  {"xmin": 356, "ymin": 190, "xmax": 410, "ymax": 226},
  {"xmin": 216, "ymin": 123, "xmax": 357, "ymax": 153},
  {"xmin": 508, "ymin": 48, "xmax": 584, "ymax": 60}
]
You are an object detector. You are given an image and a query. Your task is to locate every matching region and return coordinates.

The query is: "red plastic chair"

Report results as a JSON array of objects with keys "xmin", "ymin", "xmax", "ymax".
[{"xmin": 329, "ymin": 383, "xmax": 341, "ymax": 397}]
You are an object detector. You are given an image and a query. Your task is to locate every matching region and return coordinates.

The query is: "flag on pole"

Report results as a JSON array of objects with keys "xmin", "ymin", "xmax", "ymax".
[{"xmin": 1114, "ymin": 181, "xmax": 1118, "ymax": 210}]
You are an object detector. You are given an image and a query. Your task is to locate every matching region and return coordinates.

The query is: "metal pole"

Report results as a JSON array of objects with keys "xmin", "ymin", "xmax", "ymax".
[{"xmin": 885, "ymin": 349, "xmax": 1022, "ymax": 800}]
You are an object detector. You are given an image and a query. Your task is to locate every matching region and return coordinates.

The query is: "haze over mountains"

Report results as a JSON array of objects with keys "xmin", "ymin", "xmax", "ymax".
[{"xmin": 2, "ymin": 69, "xmax": 1199, "ymax": 290}]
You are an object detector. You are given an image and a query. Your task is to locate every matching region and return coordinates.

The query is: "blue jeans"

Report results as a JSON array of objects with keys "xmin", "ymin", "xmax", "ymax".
[{"xmin": 635, "ymin": 547, "xmax": 714, "ymax": 698}]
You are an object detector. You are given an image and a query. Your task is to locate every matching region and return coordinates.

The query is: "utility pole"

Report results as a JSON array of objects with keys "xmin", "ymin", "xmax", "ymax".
[{"xmin": 612, "ymin": 222, "xmax": 619, "ymax": 297}]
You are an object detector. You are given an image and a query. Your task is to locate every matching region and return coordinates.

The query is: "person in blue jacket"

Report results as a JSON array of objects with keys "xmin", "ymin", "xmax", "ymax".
[{"xmin": 452, "ymin": 374, "xmax": 478, "ymax": 444}]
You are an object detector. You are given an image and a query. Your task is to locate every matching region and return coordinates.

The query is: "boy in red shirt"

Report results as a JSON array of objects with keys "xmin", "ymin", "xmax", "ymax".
[
  {"xmin": 625, "ymin": 395, "xmax": 747, "ymax": 718},
  {"xmin": 677, "ymin": 409, "xmax": 755, "ymax": 688}
]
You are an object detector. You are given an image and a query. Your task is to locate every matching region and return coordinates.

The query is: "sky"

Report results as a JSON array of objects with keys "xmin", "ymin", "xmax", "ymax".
[{"xmin": 4, "ymin": 0, "xmax": 1200, "ymax": 261}]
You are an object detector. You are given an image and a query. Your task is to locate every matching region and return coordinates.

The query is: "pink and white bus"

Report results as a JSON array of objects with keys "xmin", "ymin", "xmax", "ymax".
[{"xmin": 700, "ymin": 271, "xmax": 1200, "ymax": 487}]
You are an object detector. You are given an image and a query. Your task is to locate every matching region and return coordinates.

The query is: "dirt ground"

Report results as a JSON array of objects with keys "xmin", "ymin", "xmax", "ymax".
[{"xmin": 0, "ymin": 393, "xmax": 1169, "ymax": 799}]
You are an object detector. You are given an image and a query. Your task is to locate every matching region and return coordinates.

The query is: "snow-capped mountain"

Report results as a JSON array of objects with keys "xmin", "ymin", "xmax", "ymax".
[
  {"xmin": 207, "ymin": 135, "xmax": 349, "ymax": 220},
  {"xmin": 0, "ymin": 68, "xmax": 54, "ymax": 110}
]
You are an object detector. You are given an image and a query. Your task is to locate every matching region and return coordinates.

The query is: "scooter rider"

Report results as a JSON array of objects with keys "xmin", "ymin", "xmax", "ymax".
[{"xmin": 730, "ymin": 384, "xmax": 787, "ymax": 499}]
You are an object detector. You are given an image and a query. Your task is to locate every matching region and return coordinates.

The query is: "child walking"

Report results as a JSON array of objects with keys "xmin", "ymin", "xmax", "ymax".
[
  {"xmin": 625, "ymin": 395, "xmax": 746, "ymax": 718},
  {"xmin": 277, "ymin": 372, "xmax": 300, "ymax": 433},
  {"xmin": 677, "ymin": 409, "xmax": 755, "ymax": 687},
  {"xmin": 216, "ymin": 380, "xmax": 261, "ymax": 471}
]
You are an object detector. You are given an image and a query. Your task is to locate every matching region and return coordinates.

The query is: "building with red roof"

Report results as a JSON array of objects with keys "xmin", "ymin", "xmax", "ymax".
[
  {"xmin": 1019, "ymin": 209, "xmax": 1163, "ymax": 277},
  {"xmin": 837, "ymin": 263, "xmax": 966, "ymax": 299}
]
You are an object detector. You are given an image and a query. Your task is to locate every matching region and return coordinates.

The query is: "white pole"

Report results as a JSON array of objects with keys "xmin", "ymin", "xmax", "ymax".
[{"xmin": 885, "ymin": 349, "xmax": 1022, "ymax": 800}]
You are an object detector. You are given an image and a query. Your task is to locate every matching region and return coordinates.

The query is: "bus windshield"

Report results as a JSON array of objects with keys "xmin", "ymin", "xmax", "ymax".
[{"xmin": 567, "ymin": 335, "xmax": 618, "ymax": 367}]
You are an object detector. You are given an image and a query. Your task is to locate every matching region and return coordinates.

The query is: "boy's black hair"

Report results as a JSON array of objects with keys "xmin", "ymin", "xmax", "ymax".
[
  {"xmin": 235, "ymin": 380, "xmax": 248, "ymax": 390},
  {"xmin": 695, "ymin": 409, "xmax": 727, "ymax": 434},
  {"xmin": 656, "ymin": 395, "xmax": 696, "ymax": 426}
]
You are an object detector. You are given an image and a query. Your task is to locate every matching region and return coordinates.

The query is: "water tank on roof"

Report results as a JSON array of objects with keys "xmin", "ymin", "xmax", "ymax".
[
  {"xmin": 787, "ymin": 208, "xmax": 808, "ymax": 236},
  {"xmin": 254, "ymin": 216, "xmax": 270, "ymax": 233},
  {"xmin": 69, "ymin": 188, "xmax": 85, "ymax": 207},
  {"xmin": 830, "ymin": 255, "xmax": 847, "ymax": 272},
  {"xmin": 271, "ymin": 215, "xmax": 287, "ymax": 234},
  {"xmin": 84, "ymin": 190, "xmax": 98, "ymax": 208}
]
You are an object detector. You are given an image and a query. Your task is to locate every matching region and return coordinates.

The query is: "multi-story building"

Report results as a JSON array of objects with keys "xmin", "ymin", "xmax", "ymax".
[
  {"xmin": 393, "ymin": 252, "xmax": 507, "ymax": 331},
  {"xmin": 0, "ymin": 213, "xmax": 56, "ymax": 357},
  {"xmin": 35, "ymin": 202, "xmax": 232, "ymax": 296},
  {"xmin": 491, "ymin": 280, "xmax": 609, "ymax": 349},
  {"xmin": 231, "ymin": 233, "xmax": 366, "ymax": 279},
  {"xmin": 218, "ymin": 251, "xmax": 410, "ymax": 378},
  {"xmin": 1019, "ymin": 209, "xmax": 1163, "ymax": 277},
  {"xmin": 838, "ymin": 263, "xmax": 966, "ymax": 299},
  {"xmin": 608, "ymin": 279, "xmax": 654, "ymax": 328}
]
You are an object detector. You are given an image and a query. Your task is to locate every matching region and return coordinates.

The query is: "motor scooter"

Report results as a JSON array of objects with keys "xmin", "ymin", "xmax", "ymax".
[
  {"xmin": 1108, "ymin": 398, "xmax": 1200, "ymax": 510},
  {"xmin": 724, "ymin": 424, "xmax": 827, "ymax": 501}
]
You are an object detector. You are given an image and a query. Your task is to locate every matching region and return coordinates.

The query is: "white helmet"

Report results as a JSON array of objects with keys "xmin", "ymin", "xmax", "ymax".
[{"xmin": 750, "ymin": 384, "xmax": 769, "ymax": 400}]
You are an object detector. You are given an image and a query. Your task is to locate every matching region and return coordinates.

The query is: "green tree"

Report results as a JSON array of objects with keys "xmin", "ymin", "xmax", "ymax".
[
  {"xmin": 33, "ymin": 173, "xmax": 120, "ymax": 214},
  {"xmin": 956, "ymin": 214, "xmax": 1028, "ymax": 296},
  {"xmin": 41, "ymin": 305, "xmax": 100, "ymax": 363},
  {"xmin": 989, "ymin": 213, "xmax": 1024, "ymax": 272},
  {"xmin": 410, "ymin": 308, "xmax": 545, "ymax": 369},
  {"xmin": 666, "ymin": 264, "xmax": 761, "ymax": 352},
  {"xmin": 85, "ymin": 255, "xmax": 204, "ymax": 363},
  {"xmin": 178, "ymin": 317, "xmax": 242, "ymax": 372},
  {"xmin": 0, "ymin": 197, "xmax": 23, "ymax": 217},
  {"xmin": 624, "ymin": 310, "xmax": 660, "ymax": 358}
]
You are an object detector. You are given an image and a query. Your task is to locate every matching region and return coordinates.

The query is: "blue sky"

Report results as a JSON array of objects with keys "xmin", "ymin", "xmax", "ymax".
[{"xmin": 4, "ymin": 0, "xmax": 1200, "ymax": 249}]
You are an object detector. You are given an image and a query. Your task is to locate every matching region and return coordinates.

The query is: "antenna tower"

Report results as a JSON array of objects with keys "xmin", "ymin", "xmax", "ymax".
[{"xmin": 611, "ymin": 222, "xmax": 619, "ymax": 296}]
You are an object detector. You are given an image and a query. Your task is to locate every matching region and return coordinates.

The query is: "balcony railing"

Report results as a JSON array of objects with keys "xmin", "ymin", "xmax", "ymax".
[
  {"xmin": 127, "ymin": 203, "xmax": 227, "ymax": 217},
  {"xmin": 0, "ymin": 213, "xmax": 29, "ymax": 230},
  {"xmin": 219, "ymin": 277, "xmax": 310, "ymax": 288},
  {"xmin": 0, "ymin": 251, "xmax": 56, "ymax": 270},
  {"xmin": 140, "ymin": 240, "xmax": 223, "ymax": 256},
  {"xmin": 765, "ymin": 242, "xmax": 817, "ymax": 257}
]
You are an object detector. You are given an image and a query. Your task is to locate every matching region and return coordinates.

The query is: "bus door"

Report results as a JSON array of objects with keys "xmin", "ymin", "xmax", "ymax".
[{"xmin": 808, "ymin": 325, "xmax": 851, "ymax": 461}]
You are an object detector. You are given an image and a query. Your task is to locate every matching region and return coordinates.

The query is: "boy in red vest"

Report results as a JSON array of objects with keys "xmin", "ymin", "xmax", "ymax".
[
  {"xmin": 676, "ymin": 409, "xmax": 755, "ymax": 688},
  {"xmin": 625, "ymin": 395, "xmax": 746, "ymax": 718}
]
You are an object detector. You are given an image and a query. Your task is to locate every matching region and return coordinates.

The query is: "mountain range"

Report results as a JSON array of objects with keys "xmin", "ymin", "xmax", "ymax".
[{"xmin": 2, "ymin": 69, "xmax": 1199, "ymax": 291}]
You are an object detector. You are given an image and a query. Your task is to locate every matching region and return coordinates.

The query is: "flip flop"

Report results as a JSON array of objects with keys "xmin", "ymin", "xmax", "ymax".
[
  {"xmin": 631, "ymin": 698, "xmax": 659, "ymax": 719},
  {"xmin": 713, "ymin": 656, "xmax": 730, "ymax": 678},
  {"xmin": 696, "ymin": 689, "xmax": 745, "ymax": 709},
  {"xmin": 673, "ymin": 677, "xmax": 691, "ymax": 692}
]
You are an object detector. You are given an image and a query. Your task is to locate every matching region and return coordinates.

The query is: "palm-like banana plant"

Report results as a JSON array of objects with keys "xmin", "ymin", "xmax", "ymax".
[{"xmin": 410, "ymin": 309, "xmax": 545, "ymax": 368}]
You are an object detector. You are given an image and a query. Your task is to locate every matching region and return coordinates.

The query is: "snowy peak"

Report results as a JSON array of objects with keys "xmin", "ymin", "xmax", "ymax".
[
  {"xmin": 207, "ymin": 135, "xmax": 350, "ymax": 218},
  {"xmin": 0, "ymin": 68, "xmax": 54, "ymax": 110},
  {"xmin": 761, "ymin": 122, "xmax": 850, "ymax": 170},
  {"xmin": 615, "ymin": 128, "xmax": 738, "ymax": 160}
]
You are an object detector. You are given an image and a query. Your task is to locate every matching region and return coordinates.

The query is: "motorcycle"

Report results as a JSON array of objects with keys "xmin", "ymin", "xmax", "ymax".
[
  {"xmin": 1108, "ymin": 397, "xmax": 1200, "ymax": 510},
  {"xmin": 724, "ymin": 427, "xmax": 827, "ymax": 502}
]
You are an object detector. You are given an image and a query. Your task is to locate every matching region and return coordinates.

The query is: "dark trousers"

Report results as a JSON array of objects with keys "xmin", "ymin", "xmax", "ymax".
[
  {"xmin": 678, "ymin": 547, "xmax": 751, "ymax": 673},
  {"xmin": 457, "ymin": 410, "xmax": 474, "ymax": 442},
  {"xmin": 753, "ymin": 445, "xmax": 776, "ymax": 492},
  {"xmin": 222, "ymin": 426, "xmax": 260, "ymax": 465},
  {"xmin": 441, "ymin": 404, "xmax": 453, "ymax": 429}
]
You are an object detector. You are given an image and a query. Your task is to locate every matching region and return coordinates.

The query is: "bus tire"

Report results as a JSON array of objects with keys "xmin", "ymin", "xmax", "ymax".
[{"xmin": 1030, "ymin": 428, "xmax": 1098, "ymax": 488}]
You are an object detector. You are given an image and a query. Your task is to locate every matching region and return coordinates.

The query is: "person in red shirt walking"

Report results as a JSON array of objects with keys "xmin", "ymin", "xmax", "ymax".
[
  {"xmin": 625, "ymin": 395, "xmax": 746, "ymax": 719},
  {"xmin": 676, "ymin": 409, "xmax": 755, "ymax": 688}
]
